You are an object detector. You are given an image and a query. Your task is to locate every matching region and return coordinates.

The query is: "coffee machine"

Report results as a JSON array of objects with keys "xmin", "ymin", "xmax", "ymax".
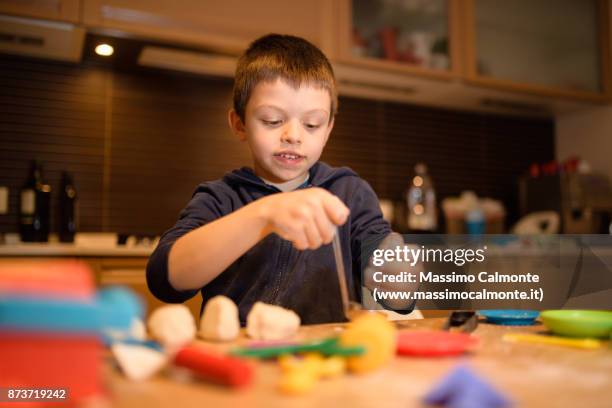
[{"xmin": 519, "ymin": 173, "xmax": 612, "ymax": 234}]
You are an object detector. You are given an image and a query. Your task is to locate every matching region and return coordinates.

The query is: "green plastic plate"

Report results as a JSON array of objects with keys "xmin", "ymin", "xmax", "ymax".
[{"xmin": 540, "ymin": 310, "xmax": 612, "ymax": 339}]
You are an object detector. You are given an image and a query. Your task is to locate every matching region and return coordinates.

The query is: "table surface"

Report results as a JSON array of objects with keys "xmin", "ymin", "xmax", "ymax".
[{"xmin": 104, "ymin": 318, "xmax": 612, "ymax": 408}]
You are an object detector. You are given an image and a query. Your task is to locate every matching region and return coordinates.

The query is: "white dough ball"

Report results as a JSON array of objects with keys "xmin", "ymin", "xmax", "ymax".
[
  {"xmin": 199, "ymin": 295, "xmax": 240, "ymax": 341},
  {"xmin": 112, "ymin": 343, "xmax": 167, "ymax": 381},
  {"xmin": 130, "ymin": 318, "xmax": 147, "ymax": 341},
  {"xmin": 246, "ymin": 302, "xmax": 300, "ymax": 341},
  {"xmin": 148, "ymin": 304, "xmax": 196, "ymax": 350}
]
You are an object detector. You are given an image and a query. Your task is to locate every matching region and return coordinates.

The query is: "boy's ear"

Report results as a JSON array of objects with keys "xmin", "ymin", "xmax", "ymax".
[
  {"xmin": 323, "ymin": 115, "xmax": 335, "ymax": 144},
  {"xmin": 228, "ymin": 109, "xmax": 247, "ymax": 141}
]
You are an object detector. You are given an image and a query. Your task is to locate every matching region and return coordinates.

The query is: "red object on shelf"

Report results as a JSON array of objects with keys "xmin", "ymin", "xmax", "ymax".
[
  {"xmin": 379, "ymin": 27, "xmax": 400, "ymax": 61},
  {"xmin": 541, "ymin": 161, "xmax": 559, "ymax": 176},
  {"xmin": 0, "ymin": 331, "xmax": 102, "ymax": 403},
  {"xmin": 529, "ymin": 163, "xmax": 540, "ymax": 178},
  {"xmin": 562, "ymin": 157, "xmax": 580, "ymax": 174},
  {"xmin": 174, "ymin": 345, "xmax": 254, "ymax": 388},
  {"xmin": 397, "ymin": 330, "xmax": 479, "ymax": 357}
]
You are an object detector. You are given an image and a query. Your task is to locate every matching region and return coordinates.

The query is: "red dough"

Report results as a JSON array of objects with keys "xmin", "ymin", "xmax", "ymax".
[
  {"xmin": 174, "ymin": 345, "xmax": 254, "ymax": 388},
  {"xmin": 0, "ymin": 331, "xmax": 101, "ymax": 401},
  {"xmin": 397, "ymin": 331, "xmax": 479, "ymax": 357},
  {"xmin": 0, "ymin": 260, "xmax": 94, "ymax": 300}
]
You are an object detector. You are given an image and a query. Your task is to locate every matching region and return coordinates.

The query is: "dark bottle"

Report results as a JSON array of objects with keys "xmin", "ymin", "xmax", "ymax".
[
  {"xmin": 58, "ymin": 172, "xmax": 77, "ymax": 243},
  {"xmin": 19, "ymin": 160, "xmax": 51, "ymax": 242}
]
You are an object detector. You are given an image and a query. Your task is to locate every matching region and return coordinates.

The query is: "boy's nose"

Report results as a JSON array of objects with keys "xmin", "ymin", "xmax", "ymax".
[{"xmin": 281, "ymin": 121, "xmax": 302, "ymax": 145}]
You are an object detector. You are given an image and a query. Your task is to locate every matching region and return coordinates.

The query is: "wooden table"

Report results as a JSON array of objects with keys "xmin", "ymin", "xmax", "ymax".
[{"xmin": 104, "ymin": 318, "xmax": 612, "ymax": 408}]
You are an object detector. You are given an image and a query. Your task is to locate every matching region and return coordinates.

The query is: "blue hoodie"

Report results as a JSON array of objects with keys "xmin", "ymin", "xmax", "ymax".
[{"xmin": 146, "ymin": 161, "xmax": 391, "ymax": 324}]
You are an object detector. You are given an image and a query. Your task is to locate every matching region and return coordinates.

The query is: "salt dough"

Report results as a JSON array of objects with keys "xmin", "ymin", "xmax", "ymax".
[
  {"xmin": 130, "ymin": 318, "xmax": 147, "ymax": 341},
  {"xmin": 246, "ymin": 302, "xmax": 300, "ymax": 340},
  {"xmin": 148, "ymin": 304, "xmax": 196, "ymax": 350},
  {"xmin": 111, "ymin": 343, "xmax": 167, "ymax": 381},
  {"xmin": 339, "ymin": 313, "xmax": 396, "ymax": 373},
  {"xmin": 199, "ymin": 295, "xmax": 240, "ymax": 341}
]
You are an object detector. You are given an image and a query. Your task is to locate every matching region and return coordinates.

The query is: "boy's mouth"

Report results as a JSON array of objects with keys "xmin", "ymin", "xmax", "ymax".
[
  {"xmin": 274, "ymin": 151, "xmax": 304, "ymax": 160},
  {"xmin": 273, "ymin": 151, "xmax": 305, "ymax": 165}
]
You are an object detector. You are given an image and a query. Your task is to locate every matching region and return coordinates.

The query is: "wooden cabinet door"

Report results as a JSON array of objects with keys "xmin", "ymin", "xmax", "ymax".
[
  {"xmin": 0, "ymin": 0, "xmax": 80, "ymax": 22},
  {"xmin": 82, "ymin": 0, "xmax": 336, "ymax": 56},
  {"xmin": 95, "ymin": 257, "xmax": 202, "ymax": 322},
  {"xmin": 464, "ymin": 0, "xmax": 611, "ymax": 101},
  {"xmin": 337, "ymin": 0, "xmax": 464, "ymax": 80}
]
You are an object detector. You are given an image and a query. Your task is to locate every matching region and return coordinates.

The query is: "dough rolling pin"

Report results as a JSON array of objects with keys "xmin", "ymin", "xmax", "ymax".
[{"xmin": 332, "ymin": 228, "xmax": 363, "ymax": 320}]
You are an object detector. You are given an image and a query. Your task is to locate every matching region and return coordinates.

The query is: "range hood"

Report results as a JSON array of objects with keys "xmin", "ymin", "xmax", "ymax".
[
  {"xmin": 0, "ymin": 15, "xmax": 84, "ymax": 62},
  {"xmin": 138, "ymin": 45, "xmax": 237, "ymax": 78}
]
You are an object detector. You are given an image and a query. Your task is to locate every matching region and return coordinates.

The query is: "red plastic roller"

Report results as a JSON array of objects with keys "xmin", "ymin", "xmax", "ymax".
[{"xmin": 174, "ymin": 345, "xmax": 253, "ymax": 388}]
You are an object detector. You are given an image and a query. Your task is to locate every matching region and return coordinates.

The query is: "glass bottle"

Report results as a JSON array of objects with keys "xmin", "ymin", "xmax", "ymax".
[
  {"xmin": 406, "ymin": 163, "xmax": 437, "ymax": 232},
  {"xmin": 59, "ymin": 172, "xmax": 77, "ymax": 243},
  {"xmin": 19, "ymin": 160, "xmax": 51, "ymax": 242}
]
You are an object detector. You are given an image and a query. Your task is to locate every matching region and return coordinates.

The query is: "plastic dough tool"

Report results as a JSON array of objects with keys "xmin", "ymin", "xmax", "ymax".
[
  {"xmin": 331, "ymin": 229, "xmax": 362, "ymax": 320},
  {"xmin": 478, "ymin": 310, "xmax": 539, "ymax": 326},
  {"xmin": 503, "ymin": 333, "xmax": 603, "ymax": 349},
  {"xmin": 230, "ymin": 337, "xmax": 365, "ymax": 359},
  {"xmin": 397, "ymin": 330, "xmax": 479, "ymax": 357},
  {"xmin": 444, "ymin": 311, "xmax": 478, "ymax": 333}
]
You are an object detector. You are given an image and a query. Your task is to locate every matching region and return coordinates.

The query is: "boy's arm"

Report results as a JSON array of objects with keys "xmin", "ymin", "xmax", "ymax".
[
  {"xmin": 147, "ymin": 186, "xmax": 349, "ymax": 302},
  {"xmin": 146, "ymin": 185, "xmax": 227, "ymax": 303},
  {"xmin": 349, "ymin": 178, "xmax": 418, "ymax": 312}
]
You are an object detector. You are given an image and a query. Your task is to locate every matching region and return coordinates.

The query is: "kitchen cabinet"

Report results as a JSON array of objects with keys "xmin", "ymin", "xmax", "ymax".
[
  {"xmin": 337, "ymin": 0, "xmax": 464, "ymax": 80},
  {"xmin": 336, "ymin": 0, "xmax": 611, "ymax": 103},
  {"xmin": 464, "ymin": 0, "xmax": 611, "ymax": 101},
  {"xmin": 82, "ymin": 0, "xmax": 337, "ymax": 56},
  {"xmin": 92, "ymin": 257, "xmax": 202, "ymax": 322},
  {"xmin": 0, "ymin": 0, "xmax": 80, "ymax": 23}
]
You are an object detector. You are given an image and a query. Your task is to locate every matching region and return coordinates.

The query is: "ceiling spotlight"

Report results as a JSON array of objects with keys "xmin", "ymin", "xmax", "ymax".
[{"xmin": 95, "ymin": 43, "xmax": 114, "ymax": 57}]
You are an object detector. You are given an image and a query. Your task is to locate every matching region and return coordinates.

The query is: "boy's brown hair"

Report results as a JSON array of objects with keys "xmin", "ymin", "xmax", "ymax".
[{"xmin": 232, "ymin": 33, "xmax": 338, "ymax": 123}]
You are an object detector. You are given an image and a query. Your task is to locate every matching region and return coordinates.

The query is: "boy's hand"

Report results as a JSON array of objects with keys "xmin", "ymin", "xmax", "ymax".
[
  {"xmin": 363, "ymin": 232, "xmax": 420, "ymax": 311},
  {"xmin": 260, "ymin": 188, "xmax": 350, "ymax": 250}
]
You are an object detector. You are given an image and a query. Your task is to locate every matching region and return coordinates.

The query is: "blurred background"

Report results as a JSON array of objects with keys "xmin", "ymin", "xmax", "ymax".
[{"xmin": 0, "ymin": 0, "xmax": 611, "ymax": 247}]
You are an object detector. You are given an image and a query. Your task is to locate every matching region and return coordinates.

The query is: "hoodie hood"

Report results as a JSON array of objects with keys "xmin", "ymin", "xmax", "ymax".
[{"xmin": 222, "ymin": 161, "xmax": 358, "ymax": 192}]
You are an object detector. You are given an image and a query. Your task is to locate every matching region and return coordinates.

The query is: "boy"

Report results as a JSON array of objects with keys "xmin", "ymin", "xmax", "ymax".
[{"xmin": 146, "ymin": 34, "xmax": 403, "ymax": 324}]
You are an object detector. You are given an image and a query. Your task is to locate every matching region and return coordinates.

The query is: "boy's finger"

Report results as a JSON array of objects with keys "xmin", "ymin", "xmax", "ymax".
[
  {"xmin": 292, "ymin": 231, "xmax": 309, "ymax": 251},
  {"xmin": 312, "ymin": 203, "xmax": 335, "ymax": 244},
  {"xmin": 322, "ymin": 195, "xmax": 349, "ymax": 225},
  {"xmin": 303, "ymin": 217, "xmax": 322, "ymax": 249}
]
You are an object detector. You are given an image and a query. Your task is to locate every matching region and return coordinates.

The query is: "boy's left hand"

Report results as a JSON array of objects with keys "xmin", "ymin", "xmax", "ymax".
[{"xmin": 363, "ymin": 232, "xmax": 421, "ymax": 311}]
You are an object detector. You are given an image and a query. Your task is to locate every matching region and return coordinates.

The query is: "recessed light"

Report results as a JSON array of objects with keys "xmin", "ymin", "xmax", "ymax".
[{"xmin": 95, "ymin": 43, "xmax": 114, "ymax": 57}]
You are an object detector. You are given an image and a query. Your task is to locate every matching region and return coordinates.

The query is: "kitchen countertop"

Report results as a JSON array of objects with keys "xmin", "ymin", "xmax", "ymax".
[
  {"xmin": 104, "ymin": 318, "xmax": 612, "ymax": 408},
  {"xmin": 0, "ymin": 243, "xmax": 153, "ymax": 257}
]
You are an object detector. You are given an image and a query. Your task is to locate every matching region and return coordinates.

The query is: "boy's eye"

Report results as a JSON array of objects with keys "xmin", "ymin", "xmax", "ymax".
[
  {"xmin": 305, "ymin": 123, "xmax": 321, "ymax": 130},
  {"xmin": 262, "ymin": 119, "xmax": 282, "ymax": 126}
]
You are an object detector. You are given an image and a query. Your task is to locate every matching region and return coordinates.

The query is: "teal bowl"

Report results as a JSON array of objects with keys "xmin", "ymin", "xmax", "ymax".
[
  {"xmin": 540, "ymin": 310, "xmax": 612, "ymax": 339},
  {"xmin": 478, "ymin": 310, "xmax": 539, "ymax": 326}
]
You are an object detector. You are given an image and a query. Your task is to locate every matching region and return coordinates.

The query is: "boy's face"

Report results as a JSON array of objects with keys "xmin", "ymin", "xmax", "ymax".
[{"xmin": 229, "ymin": 78, "xmax": 334, "ymax": 184}]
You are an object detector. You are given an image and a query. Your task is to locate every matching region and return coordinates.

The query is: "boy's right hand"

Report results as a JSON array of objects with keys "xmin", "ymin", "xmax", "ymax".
[{"xmin": 259, "ymin": 188, "xmax": 350, "ymax": 250}]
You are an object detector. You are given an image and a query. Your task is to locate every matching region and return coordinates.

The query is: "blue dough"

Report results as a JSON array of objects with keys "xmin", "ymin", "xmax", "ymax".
[
  {"xmin": 424, "ymin": 365, "xmax": 512, "ymax": 408},
  {"xmin": 0, "ymin": 286, "xmax": 144, "ymax": 340}
]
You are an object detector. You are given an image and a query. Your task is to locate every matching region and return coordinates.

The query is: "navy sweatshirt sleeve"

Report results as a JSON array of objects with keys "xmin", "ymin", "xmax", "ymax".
[
  {"xmin": 146, "ymin": 183, "xmax": 230, "ymax": 303},
  {"xmin": 348, "ymin": 178, "xmax": 392, "ymax": 282},
  {"xmin": 347, "ymin": 178, "xmax": 415, "ymax": 314}
]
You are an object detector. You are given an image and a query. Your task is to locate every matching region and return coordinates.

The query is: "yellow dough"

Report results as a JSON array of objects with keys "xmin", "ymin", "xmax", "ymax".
[
  {"xmin": 277, "ymin": 353, "xmax": 347, "ymax": 395},
  {"xmin": 338, "ymin": 313, "xmax": 397, "ymax": 374},
  {"xmin": 278, "ymin": 369, "xmax": 317, "ymax": 395}
]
